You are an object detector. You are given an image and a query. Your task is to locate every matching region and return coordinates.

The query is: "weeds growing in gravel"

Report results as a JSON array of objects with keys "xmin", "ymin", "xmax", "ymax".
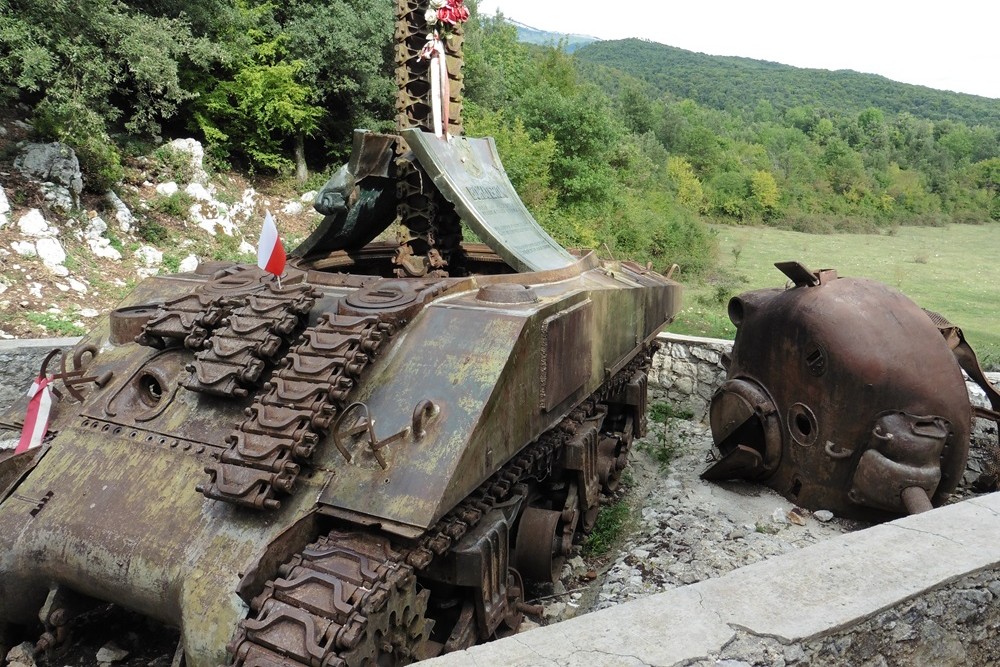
[
  {"xmin": 641, "ymin": 402, "xmax": 694, "ymax": 469},
  {"xmin": 584, "ymin": 501, "xmax": 631, "ymax": 556}
]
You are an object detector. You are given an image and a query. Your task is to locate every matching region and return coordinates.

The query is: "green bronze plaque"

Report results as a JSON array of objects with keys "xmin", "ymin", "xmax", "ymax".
[{"xmin": 403, "ymin": 129, "xmax": 575, "ymax": 273}]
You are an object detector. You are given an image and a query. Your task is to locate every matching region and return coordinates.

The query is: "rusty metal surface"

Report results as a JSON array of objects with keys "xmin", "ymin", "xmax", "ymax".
[{"xmin": 704, "ymin": 262, "xmax": 971, "ymax": 520}]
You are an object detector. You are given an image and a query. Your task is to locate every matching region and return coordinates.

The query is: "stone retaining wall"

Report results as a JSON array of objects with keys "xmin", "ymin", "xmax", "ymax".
[
  {"xmin": 0, "ymin": 337, "xmax": 80, "ymax": 415},
  {"xmin": 650, "ymin": 332, "xmax": 730, "ymax": 421}
]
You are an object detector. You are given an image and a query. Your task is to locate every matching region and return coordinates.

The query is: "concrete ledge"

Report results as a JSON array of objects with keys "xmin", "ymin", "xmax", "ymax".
[{"xmin": 423, "ymin": 492, "xmax": 1000, "ymax": 666}]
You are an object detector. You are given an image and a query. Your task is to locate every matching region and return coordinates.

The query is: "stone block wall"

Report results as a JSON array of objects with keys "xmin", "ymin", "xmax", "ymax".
[
  {"xmin": 649, "ymin": 332, "xmax": 730, "ymax": 421},
  {"xmin": 0, "ymin": 338, "xmax": 80, "ymax": 415}
]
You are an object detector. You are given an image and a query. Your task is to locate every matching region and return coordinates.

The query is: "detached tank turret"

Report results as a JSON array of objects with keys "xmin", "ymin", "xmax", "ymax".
[{"xmin": 0, "ymin": 3, "xmax": 681, "ymax": 666}]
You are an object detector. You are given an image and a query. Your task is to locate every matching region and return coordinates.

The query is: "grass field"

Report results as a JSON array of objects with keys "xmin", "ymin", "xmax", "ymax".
[{"xmin": 670, "ymin": 223, "xmax": 1000, "ymax": 368}]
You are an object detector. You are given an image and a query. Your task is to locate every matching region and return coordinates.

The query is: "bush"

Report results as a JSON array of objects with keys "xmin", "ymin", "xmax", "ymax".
[{"xmin": 150, "ymin": 192, "xmax": 194, "ymax": 218}]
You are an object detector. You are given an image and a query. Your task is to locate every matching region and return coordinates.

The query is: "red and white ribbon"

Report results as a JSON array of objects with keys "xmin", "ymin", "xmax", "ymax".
[
  {"xmin": 16, "ymin": 376, "xmax": 53, "ymax": 454},
  {"xmin": 420, "ymin": 35, "xmax": 450, "ymax": 138}
]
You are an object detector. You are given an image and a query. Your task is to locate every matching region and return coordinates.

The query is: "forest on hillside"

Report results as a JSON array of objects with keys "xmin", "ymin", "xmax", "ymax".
[{"xmin": 2, "ymin": 0, "xmax": 999, "ymax": 278}]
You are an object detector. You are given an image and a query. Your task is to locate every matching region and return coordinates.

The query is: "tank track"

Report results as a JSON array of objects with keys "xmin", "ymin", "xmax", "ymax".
[
  {"xmin": 392, "ymin": 0, "xmax": 466, "ymax": 279},
  {"xmin": 228, "ymin": 347, "xmax": 656, "ymax": 666},
  {"xmin": 199, "ymin": 314, "xmax": 395, "ymax": 510}
]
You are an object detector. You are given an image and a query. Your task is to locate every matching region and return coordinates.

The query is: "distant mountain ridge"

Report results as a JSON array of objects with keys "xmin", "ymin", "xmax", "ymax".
[
  {"xmin": 509, "ymin": 19, "xmax": 599, "ymax": 53},
  {"xmin": 573, "ymin": 38, "xmax": 1000, "ymax": 127}
]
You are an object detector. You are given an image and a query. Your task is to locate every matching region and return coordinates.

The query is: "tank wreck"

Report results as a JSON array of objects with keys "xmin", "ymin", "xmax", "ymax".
[
  {"xmin": 703, "ymin": 261, "xmax": 1000, "ymax": 520},
  {"xmin": 0, "ymin": 2, "xmax": 681, "ymax": 666}
]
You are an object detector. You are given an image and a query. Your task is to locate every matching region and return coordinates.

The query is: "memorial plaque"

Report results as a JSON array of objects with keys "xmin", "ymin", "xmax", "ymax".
[{"xmin": 403, "ymin": 128, "xmax": 576, "ymax": 273}]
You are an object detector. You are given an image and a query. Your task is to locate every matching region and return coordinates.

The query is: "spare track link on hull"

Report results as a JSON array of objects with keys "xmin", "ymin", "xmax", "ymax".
[
  {"xmin": 229, "ymin": 346, "xmax": 657, "ymax": 666},
  {"xmin": 137, "ymin": 275, "xmax": 319, "ymax": 398},
  {"xmin": 200, "ymin": 314, "xmax": 395, "ymax": 509}
]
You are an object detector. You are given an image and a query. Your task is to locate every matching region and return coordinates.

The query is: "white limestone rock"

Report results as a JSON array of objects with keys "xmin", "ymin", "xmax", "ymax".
[
  {"xmin": 68, "ymin": 278, "xmax": 88, "ymax": 294},
  {"xmin": 5, "ymin": 641, "xmax": 37, "ymax": 667},
  {"xmin": 300, "ymin": 190, "xmax": 317, "ymax": 203},
  {"xmin": 178, "ymin": 254, "xmax": 199, "ymax": 272},
  {"xmin": 11, "ymin": 240, "xmax": 36, "ymax": 257},
  {"xmin": 282, "ymin": 201, "xmax": 304, "ymax": 215},
  {"xmin": 166, "ymin": 138, "xmax": 209, "ymax": 184},
  {"xmin": 95, "ymin": 641, "xmax": 129, "ymax": 664},
  {"xmin": 105, "ymin": 190, "xmax": 134, "ymax": 232},
  {"xmin": 83, "ymin": 216, "xmax": 123, "ymax": 260},
  {"xmin": 85, "ymin": 216, "xmax": 108, "ymax": 240},
  {"xmin": 36, "ymin": 237, "xmax": 66, "ymax": 268},
  {"xmin": 0, "ymin": 184, "xmax": 9, "ymax": 214},
  {"xmin": 40, "ymin": 182, "xmax": 74, "ymax": 213},
  {"xmin": 156, "ymin": 181, "xmax": 179, "ymax": 196},
  {"xmin": 184, "ymin": 182, "xmax": 214, "ymax": 202},
  {"xmin": 17, "ymin": 209, "xmax": 53, "ymax": 237},
  {"xmin": 88, "ymin": 237, "xmax": 122, "ymax": 261},
  {"xmin": 135, "ymin": 245, "xmax": 163, "ymax": 267}
]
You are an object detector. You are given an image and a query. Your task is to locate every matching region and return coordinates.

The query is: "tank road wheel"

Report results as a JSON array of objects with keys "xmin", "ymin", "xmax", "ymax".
[
  {"xmin": 514, "ymin": 507, "xmax": 565, "ymax": 583},
  {"xmin": 598, "ymin": 433, "xmax": 629, "ymax": 494}
]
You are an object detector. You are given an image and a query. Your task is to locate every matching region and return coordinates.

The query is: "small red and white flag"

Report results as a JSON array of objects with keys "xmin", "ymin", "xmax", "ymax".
[
  {"xmin": 16, "ymin": 375, "xmax": 53, "ymax": 454},
  {"xmin": 257, "ymin": 210, "xmax": 286, "ymax": 278}
]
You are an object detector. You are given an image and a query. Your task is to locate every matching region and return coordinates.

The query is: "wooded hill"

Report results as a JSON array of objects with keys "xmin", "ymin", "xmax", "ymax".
[
  {"xmin": 3, "ymin": 2, "xmax": 1000, "ymax": 286},
  {"xmin": 575, "ymin": 38, "xmax": 1000, "ymax": 128}
]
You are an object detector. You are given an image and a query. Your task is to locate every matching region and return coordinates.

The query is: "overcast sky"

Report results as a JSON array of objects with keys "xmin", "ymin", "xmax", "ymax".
[{"xmin": 475, "ymin": 0, "xmax": 1000, "ymax": 99}]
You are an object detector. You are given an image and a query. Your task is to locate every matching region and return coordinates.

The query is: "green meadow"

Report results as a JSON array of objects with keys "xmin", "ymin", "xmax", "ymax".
[{"xmin": 671, "ymin": 224, "xmax": 1000, "ymax": 368}]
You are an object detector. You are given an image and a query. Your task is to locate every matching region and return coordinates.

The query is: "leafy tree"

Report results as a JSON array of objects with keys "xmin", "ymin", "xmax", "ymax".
[
  {"xmin": 749, "ymin": 170, "xmax": 780, "ymax": 217},
  {"xmin": 194, "ymin": 3, "xmax": 323, "ymax": 175},
  {"xmin": 666, "ymin": 156, "xmax": 704, "ymax": 211}
]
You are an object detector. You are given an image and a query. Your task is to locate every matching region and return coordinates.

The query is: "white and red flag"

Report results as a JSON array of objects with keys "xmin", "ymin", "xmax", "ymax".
[
  {"xmin": 16, "ymin": 375, "xmax": 53, "ymax": 454},
  {"xmin": 257, "ymin": 210, "xmax": 286, "ymax": 277}
]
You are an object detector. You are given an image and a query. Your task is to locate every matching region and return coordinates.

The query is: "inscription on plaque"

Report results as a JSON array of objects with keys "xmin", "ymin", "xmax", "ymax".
[{"xmin": 403, "ymin": 129, "xmax": 575, "ymax": 273}]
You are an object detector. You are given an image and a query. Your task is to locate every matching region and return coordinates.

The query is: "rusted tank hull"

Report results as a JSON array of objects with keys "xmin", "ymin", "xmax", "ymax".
[
  {"xmin": 704, "ymin": 264, "xmax": 970, "ymax": 520},
  {"xmin": 0, "ymin": 254, "xmax": 680, "ymax": 666},
  {"xmin": 0, "ymin": 427, "xmax": 319, "ymax": 665}
]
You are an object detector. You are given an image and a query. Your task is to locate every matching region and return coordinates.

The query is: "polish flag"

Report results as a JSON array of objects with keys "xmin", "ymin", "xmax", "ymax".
[
  {"xmin": 257, "ymin": 211, "xmax": 286, "ymax": 277},
  {"xmin": 16, "ymin": 376, "xmax": 53, "ymax": 454}
]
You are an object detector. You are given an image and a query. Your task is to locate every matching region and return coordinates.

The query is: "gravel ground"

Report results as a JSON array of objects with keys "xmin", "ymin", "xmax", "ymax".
[{"xmin": 534, "ymin": 416, "xmax": 866, "ymax": 626}]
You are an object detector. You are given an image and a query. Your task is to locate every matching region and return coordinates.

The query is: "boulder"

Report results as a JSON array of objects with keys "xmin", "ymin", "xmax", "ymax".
[
  {"xmin": 17, "ymin": 209, "xmax": 53, "ymax": 237},
  {"xmin": 40, "ymin": 182, "xmax": 74, "ymax": 213},
  {"xmin": 179, "ymin": 254, "xmax": 199, "ymax": 272},
  {"xmin": 14, "ymin": 142, "xmax": 83, "ymax": 207},
  {"xmin": 135, "ymin": 245, "xmax": 163, "ymax": 267},
  {"xmin": 282, "ymin": 201, "xmax": 304, "ymax": 216},
  {"xmin": 11, "ymin": 240, "xmax": 36, "ymax": 257},
  {"xmin": 36, "ymin": 237, "xmax": 67, "ymax": 268},
  {"xmin": 0, "ymin": 184, "xmax": 9, "ymax": 215},
  {"xmin": 185, "ymin": 182, "xmax": 213, "ymax": 202}
]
